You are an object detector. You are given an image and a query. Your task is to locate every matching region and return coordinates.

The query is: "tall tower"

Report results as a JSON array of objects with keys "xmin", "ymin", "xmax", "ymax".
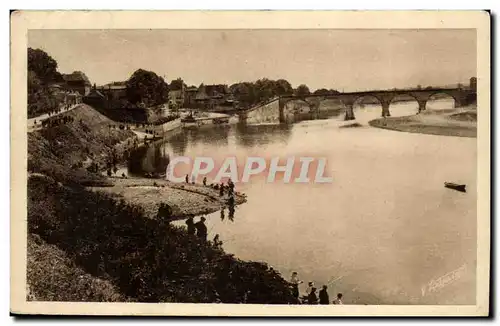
[{"xmin": 470, "ymin": 77, "xmax": 477, "ymax": 90}]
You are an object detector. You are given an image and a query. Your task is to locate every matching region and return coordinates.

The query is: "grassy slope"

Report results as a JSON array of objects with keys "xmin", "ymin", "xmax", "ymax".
[
  {"xmin": 28, "ymin": 104, "xmax": 136, "ymax": 186},
  {"xmin": 27, "ymin": 233, "xmax": 127, "ymax": 302}
]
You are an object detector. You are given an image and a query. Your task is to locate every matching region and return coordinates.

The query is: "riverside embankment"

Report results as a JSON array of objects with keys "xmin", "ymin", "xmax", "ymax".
[
  {"xmin": 27, "ymin": 103, "xmax": 295, "ymax": 304},
  {"xmin": 90, "ymin": 177, "xmax": 246, "ymax": 219}
]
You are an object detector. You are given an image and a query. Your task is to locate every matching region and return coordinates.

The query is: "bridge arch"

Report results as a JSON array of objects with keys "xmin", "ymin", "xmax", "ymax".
[
  {"xmin": 426, "ymin": 92, "xmax": 459, "ymax": 111},
  {"xmin": 280, "ymin": 97, "xmax": 317, "ymax": 123},
  {"xmin": 388, "ymin": 93, "xmax": 421, "ymax": 116},
  {"xmin": 351, "ymin": 94, "xmax": 383, "ymax": 108},
  {"xmin": 314, "ymin": 97, "xmax": 344, "ymax": 119},
  {"xmin": 353, "ymin": 95, "xmax": 384, "ymax": 119}
]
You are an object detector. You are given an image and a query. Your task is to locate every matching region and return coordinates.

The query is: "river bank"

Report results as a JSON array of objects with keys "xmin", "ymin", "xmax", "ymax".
[
  {"xmin": 27, "ymin": 103, "xmax": 295, "ymax": 304},
  {"xmin": 368, "ymin": 106, "xmax": 477, "ymax": 138},
  {"xmin": 28, "ymin": 174, "xmax": 293, "ymax": 303}
]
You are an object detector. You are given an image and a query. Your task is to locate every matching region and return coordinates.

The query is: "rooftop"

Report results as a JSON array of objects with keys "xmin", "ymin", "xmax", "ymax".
[
  {"xmin": 85, "ymin": 89, "xmax": 105, "ymax": 98},
  {"xmin": 63, "ymin": 71, "xmax": 91, "ymax": 85}
]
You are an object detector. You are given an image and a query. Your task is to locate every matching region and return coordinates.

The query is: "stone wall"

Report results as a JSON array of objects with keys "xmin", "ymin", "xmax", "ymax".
[{"xmin": 244, "ymin": 100, "xmax": 281, "ymax": 124}]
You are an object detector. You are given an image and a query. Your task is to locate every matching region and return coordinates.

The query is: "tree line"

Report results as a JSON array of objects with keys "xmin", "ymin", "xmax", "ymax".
[
  {"xmin": 228, "ymin": 79, "xmax": 340, "ymax": 109},
  {"xmin": 28, "ymin": 48, "xmax": 65, "ymax": 118},
  {"xmin": 129, "ymin": 74, "xmax": 342, "ymax": 110}
]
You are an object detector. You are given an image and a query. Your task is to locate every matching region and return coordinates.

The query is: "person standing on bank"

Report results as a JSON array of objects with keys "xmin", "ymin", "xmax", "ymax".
[
  {"xmin": 289, "ymin": 272, "xmax": 303, "ymax": 302},
  {"xmin": 185, "ymin": 215, "xmax": 195, "ymax": 235},
  {"xmin": 319, "ymin": 285, "xmax": 330, "ymax": 305},
  {"xmin": 307, "ymin": 287, "xmax": 318, "ymax": 304},
  {"xmin": 306, "ymin": 282, "xmax": 314, "ymax": 296},
  {"xmin": 194, "ymin": 216, "xmax": 208, "ymax": 241}
]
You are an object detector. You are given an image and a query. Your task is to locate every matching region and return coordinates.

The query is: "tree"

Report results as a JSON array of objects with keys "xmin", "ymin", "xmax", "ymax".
[
  {"xmin": 255, "ymin": 78, "xmax": 274, "ymax": 102},
  {"xmin": 170, "ymin": 78, "xmax": 184, "ymax": 91},
  {"xmin": 230, "ymin": 82, "xmax": 257, "ymax": 106},
  {"xmin": 229, "ymin": 78, "xmax": 294, "ymax": 108},
  {"xmin": 27, "ymin": 49, "xmax": 62, "ymax": 117},
  {"xmin": 295, "ymin": 84, "xmax": 310, "ymax": 96},
  {"xmin": 313, "ymin": 88, "xmax": 330, "ymax": 95},
  {"xmin": 125, "ymin": 69, "xmax": 169, "ymax": 107},
  {"xmin": 28, "ymin": 48, "xmax": 60, "ymax": 84},
  {"xmin": 274, "ymin": 79, "xmax": 293, "ymax": 96}
]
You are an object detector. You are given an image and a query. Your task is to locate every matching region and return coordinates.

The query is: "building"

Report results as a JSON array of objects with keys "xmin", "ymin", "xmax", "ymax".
[
  {"xmin": 66, "ymin": 91, "xmax": 83, "ymax": 105},
  {"xmin": 98, "ymin": 82, "xmax": 128, "ymax": 102},
  {"xmin": 183, "ymin": 86, "xmax": 199, "ymax": 108},
  {"xmin": 48, "ymin": 83, "xmax": 64, "ymax": 93},
  {"xmin": 62, "ymin": 71, "xmax": 92, "ymax": 96},
  {"xmin": 83, "ymin": 87, "xmax": 106, "ymax": 108},
  {"xmin": 203, "ymin": 84, "xmax": 230, "ymax": 99},
  {"xmin": 192, "ymin": 84, "xmax": 234, "ymax": 110},
  {"xmin": 168, "ymin": 84, "xmax": 185, "ymax": 109},
  {"xmin": 48, "ymin": 83, "xmax": 83, "ymax": 107}
]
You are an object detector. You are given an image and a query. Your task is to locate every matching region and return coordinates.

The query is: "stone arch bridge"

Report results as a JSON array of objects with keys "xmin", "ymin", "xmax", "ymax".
[{"xmin": 274, "ymin": 87, "xmax": 476, "ymax": 122}]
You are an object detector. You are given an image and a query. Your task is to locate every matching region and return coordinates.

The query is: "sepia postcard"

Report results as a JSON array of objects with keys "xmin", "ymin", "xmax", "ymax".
[{"xmin": 10, "ymin": 10, "xmax": 490, "ymax": 316}]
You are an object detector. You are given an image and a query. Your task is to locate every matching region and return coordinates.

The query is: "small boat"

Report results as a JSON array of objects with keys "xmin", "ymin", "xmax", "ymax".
[{"xmin": 444, "ymin": 182, "xmax": 466, "ymax": 193}]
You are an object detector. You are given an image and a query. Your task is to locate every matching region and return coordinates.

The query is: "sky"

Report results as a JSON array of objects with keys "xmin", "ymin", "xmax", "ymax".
[{"xmin": 28, "ymin": 29, "xmax": 476, "ymax": 92}]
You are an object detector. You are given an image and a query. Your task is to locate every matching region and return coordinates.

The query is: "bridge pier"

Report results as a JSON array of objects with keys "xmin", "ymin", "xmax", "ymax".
[
  {"xmin": 381, "ymin": 102, "xmax": 391, "ymax": 117},
  {"xmin": 278, "ymin": 99, "xmax": 286, "ymax": 123},
  {"xmin": 344, "ymin": 104, "xmax": 355, "ymax": 121},
  {"xmin": 417, "ymin": 100, "xmax": 427, "ymax": 113}
]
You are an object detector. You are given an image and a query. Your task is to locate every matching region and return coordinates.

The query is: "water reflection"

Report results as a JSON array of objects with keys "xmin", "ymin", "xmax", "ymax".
[
  {"xmin": 220, "ymin": 205, "xmax": 236, "ymax": 222},
  {"xmin": 234, "ymin": 123, "xmax": 292, "ymax": 148},
  {"xmin": 127, "ymin": 143, "xmax": 170, "ymax": 177},
  {"xmin": 186, "ymin": 125, "xmax": 231, "ymax": 147}
]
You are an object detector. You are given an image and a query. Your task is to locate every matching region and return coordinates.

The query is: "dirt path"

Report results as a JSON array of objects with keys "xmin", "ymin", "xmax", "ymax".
[{"xmin": 28, "ymin": 104, "xmax": 82, "ymax": 132}]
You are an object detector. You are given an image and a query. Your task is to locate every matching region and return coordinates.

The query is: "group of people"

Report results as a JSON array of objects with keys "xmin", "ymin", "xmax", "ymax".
[
  {"xmin": 289, "ymin": 272, "xmax": 344, "ymax": 305},
  {"xmin": 185, "ymin": 176, "xmax": 236, "ymax": 202},
  {"xmin": 185, "ymin": 215, "xmax": 208, "ymax": 241},
  {"xmin": 220, "ymin": 178, "xmax": 235, "ymax": 197},
  {"xmin": 45, "ymin": 103, "xmax": 74, "ymax": 117},
  {"xmin": 32, "ymin": 104, "xmax": 78, "ymax": 129},
  {"xmin": 36, "ymin": 114, "xmax": 75, "ymax": 129}
]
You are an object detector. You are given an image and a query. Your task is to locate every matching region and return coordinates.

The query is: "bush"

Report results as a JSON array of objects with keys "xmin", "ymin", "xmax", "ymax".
[
  {"xmin": 27, "ymin": 176, "xmax": 295, "ymax": 303},
  {"xmin": 27, "ymin": 234, "xmax": 128, "ymax": 302}
]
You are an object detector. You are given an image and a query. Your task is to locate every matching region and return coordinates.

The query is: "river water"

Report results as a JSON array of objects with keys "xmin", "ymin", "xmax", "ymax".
[{"xmin": 131, "ymin": 99, "xmax": 477, "ymax": 305}]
